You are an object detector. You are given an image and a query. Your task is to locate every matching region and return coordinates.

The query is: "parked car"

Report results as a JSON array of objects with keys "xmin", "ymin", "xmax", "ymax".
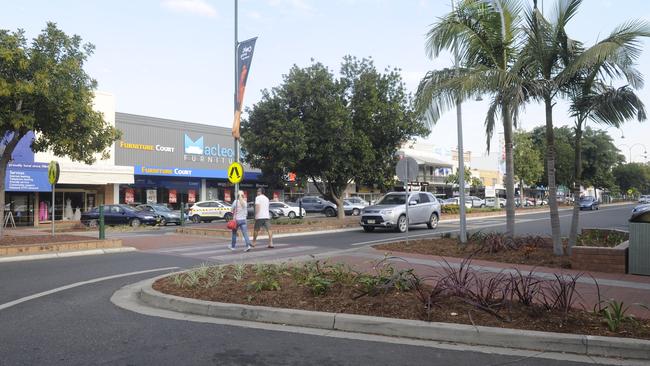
[
  {"xmin": 485, "ymin": 197, "xmax": 506, "ymax": 208},
  {"xmin": 246, "ymin": 201, "xmax": 281, "ymax": 219},
  {"xmin": 632, "ymin": 203, "xmax": 650, "ymax": 214},
  {"xmin": 442, "ymin": 197, "xmax": 472, "ymax": 209},
  {"xmin": 296, "ymin": 196, "xmax": 337, "ymax": 217},
  {"xmin": 579, "ymin": 196, "xmax": 600, "ymax": 210},
  {"xmin": 136, "ymin": 203, "xmax": 181, "ymax": 226},
  {"xmin": 188, "ymin": 200, "xmax": 232, "ymax": 223},
  {"xmin": 639, "ymin": 195, "xmax": 650, "ymax": 204},
  {"xmin": 81, "ymin": 204, "xmax": 159, "ymax": 227},
  {"xmin": 269, "ymin": 201, "xmax": 306, "ymax": 219},
  {"xmin": 466, "ymin": 196, "xmax": 485, "ymax": 208},
  {"xmin": 345, "ymin": 196, "xmax": 370, "ymax": 207},
  {"xmin": 343, "ymin": 199, "xmax": 365, "ymax": 216},
  {"xmin": 360, "ymin": 192, "xmax": 441, "ymax": 233},
  {"xmin": 515, "ymin": 198, "xmax": 534, "ymax": 207}
]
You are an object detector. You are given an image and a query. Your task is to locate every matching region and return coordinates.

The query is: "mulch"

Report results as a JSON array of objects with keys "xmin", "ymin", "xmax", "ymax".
[
  {"xmin": 153, "ymin": 265, "xmax": 650, "ymax": 340},
  {"xmin": 374, "ymin": 238, "xmax": 572, "ymax": 269},
  {"xmin": 0, "ymin": 234, "xmax": 93, "ymax": 247}
]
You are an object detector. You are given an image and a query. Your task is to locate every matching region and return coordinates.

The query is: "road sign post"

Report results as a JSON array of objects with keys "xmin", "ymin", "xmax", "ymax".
[
  {"xmin": 48, "ymin": 161, "xmax": 59, "ymax": 236},
  {"xmin": 396, "ymin": 157, "xmax": 418, "ymax": 245}
]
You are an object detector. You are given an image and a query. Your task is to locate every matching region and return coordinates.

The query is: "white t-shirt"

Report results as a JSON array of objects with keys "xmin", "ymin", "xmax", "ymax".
[{"xmin": 255, "ymin": 194, "xmax": 270, "ymax": 219}]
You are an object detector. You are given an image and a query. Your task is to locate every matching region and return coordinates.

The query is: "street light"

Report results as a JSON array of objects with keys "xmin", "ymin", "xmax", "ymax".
[{"xmin": 617, "ymin": 143, "xmax": 648, "ymax": 163}]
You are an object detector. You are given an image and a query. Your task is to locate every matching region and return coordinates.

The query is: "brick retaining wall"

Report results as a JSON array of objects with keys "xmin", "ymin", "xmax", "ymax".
[
  {"xmin": 570, "ymin": 242, "xmax": 628, "ymax": 274},
  {"xmin": 0, "ymin": 239, "xmax": 123, "ymax": 257}
]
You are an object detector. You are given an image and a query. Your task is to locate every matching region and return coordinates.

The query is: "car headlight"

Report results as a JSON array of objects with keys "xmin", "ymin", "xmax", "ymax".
[
  {"xmin": 380, "ymin": 209, "xmax": 393, "ymax": 215},
  {"xmin": 143, "ymin": 215, "xmax": 155, "ymax": 219}
]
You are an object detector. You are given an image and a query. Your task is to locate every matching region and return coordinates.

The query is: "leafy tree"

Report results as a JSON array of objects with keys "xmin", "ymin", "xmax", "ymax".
[
  {"xmin": 241, "ymin": 58, "xmax": 427, "ymax": 218},
  {"xmin": 530, "ymin": 126, "xmax": 575, "ymax": 187},
  {"xmin": 513, "ymin": 130, "xmax": 543, "ymax": 205},
  {"xmin": 0, "ymin": 23, "xmax": 120, "ymax": 236},
  {"xmin": 613, "ymin": 163, "xmax": 650, "ymax": 194},
  {"xmin": 581, "ymin": 128, "xmax": 627, "ymax": 194},
  {"xmin": 415, "ymin": 0, "xmax": 529, "ymax": 240}
]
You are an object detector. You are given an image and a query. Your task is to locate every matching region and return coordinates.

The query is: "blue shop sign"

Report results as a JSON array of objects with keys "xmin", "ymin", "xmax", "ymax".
[
  {"xmin": 5, "ymin": 162, "xmax": 50, "ymax": 192},
  {"xmin": 134, "ymin": 165, "xmax": 261, "ymax": 180}
]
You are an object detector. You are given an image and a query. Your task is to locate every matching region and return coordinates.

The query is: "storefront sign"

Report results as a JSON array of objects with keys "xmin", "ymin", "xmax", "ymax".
[
  {"xmin": 125, "ymin": 188, "xmax": 135, "ymax": 204},
  {"xmin": 133, "ymin": 165, "xmax": 261, "ymax": 180},
  {"xmin": 188, "ymin": 189, "xmax": 196, "ymax": 203},
  {"xmin": 169, "ymin": 189, "xmax": 177, "ymax": 203},
  {"xmin": 146, "ymin": 189, "xmax": 157, "ymax": 203},
  {"xmin": 5, "ymin": 163, "xmax": 50, "ymax": 192},
  {"xmin": 119, "ymin": 141, "xmax": 175, "ymax": 153}
]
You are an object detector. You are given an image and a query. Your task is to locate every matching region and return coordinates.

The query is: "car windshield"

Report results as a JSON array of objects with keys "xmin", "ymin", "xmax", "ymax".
[
  {"xmin": 580, "ymin": 197, "xmax": 593, "ymax": 202},
  {"xmin": 151, "ymin": 204, "xmax": 171, "ymax": 212},
  {"xmin": 343, "ymin": 200, "xmax": 351, "ymax": 205},
  {"xmin": 376, "ymin": 194, "xmax": 409, "ymax": 205}
]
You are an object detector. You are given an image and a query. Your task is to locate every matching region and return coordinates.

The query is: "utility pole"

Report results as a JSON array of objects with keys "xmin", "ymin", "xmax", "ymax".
[
  {"xmin": 452, "ymin": 0, "xmax": 467, "ymax": 244},
  {"xmin": 233, "ymin": 0, "xmax": 239, "ymax": 196}
]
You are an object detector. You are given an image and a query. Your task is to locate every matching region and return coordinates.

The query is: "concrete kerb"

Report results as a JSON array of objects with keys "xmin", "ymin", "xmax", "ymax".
[
  {"xmin": 135, "ymin": 275, "xmax": 650, "ymax": 361},
  {"xmin": 0, "ymin": 247, "xmax": 137, "ymax": 263}
]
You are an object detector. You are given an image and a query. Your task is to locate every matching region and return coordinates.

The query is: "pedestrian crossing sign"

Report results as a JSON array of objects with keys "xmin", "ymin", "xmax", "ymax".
[{"xmin": 227, "ymin": 162, "xmax": 244, "ymax": 184}]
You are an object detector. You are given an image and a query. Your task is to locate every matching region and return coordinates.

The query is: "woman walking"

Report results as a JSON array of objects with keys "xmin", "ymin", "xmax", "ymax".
[{"xmin": 230, "ymin": 190, "xmax": 252, "ymax": 252}]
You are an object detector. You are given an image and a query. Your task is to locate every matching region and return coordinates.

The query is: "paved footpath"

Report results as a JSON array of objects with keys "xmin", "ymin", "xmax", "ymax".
[{"xmin": 322, "ymin": 246, "xmax": 650, "ymax": 319}]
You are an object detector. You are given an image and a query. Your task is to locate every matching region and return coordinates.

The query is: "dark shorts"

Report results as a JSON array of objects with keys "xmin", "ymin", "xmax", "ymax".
[{"xmin": 254, "ymin": 218, "xmax": 271, "ymax": 231}]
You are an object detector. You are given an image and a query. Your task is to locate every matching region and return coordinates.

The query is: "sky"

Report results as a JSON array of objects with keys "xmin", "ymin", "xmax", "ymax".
[{"xmin": 2, "ymin": 0, "xmax": 650, "ymax": 163}]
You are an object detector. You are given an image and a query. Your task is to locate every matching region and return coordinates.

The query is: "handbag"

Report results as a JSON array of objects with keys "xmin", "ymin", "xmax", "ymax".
[{"xmin": 227, "ymin": 204, "xmax": 238, "ymax": 230}]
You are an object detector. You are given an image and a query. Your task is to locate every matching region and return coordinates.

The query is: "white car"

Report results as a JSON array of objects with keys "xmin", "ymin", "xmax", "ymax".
[
  {"xmin": 639, "ymin": 195, "xmax": 650, "ymax": 204},
  {"xmin": 485, "ymin": 197, "xmax": 506, "ymax": 208},
  {"xmin": 188, "ymin": 200, "xmax": 232, "ymax": 223},
  {"xmin": 270, "ymin": 201, "xmax": 306, "ymax": 219},
  {"xmin": 343, "ymin": 199, "xmax": 365, "ymax": 216},
  {"xmin": 345, "ymin": 196, "xmax": 370, "ymax": 207}
]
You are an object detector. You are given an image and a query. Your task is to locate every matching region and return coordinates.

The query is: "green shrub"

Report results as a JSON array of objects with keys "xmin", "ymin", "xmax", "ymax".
[{"xmin": 577, "ymin": 229, "xmax": 629, "ymax": 248}]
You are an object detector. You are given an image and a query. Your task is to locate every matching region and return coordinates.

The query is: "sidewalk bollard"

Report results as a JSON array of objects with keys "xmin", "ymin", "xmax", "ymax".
[
  {"xmin": 99, "ymin": 205, "xmax": 105, "ymax": 240},
  {"xmin": 180, "ymin": 205, "xmax": 185, "ymax": 227}
]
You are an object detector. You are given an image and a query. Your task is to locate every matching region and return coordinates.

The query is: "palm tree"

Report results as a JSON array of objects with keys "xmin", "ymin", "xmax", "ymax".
[
  {"xmin": 567, "ymin": 83, "xmax": 646, "ymax": 251},
  {"xmin": 523, "ymin": 0, "xmax": 650, "ymax": 255},
  {"xmin": 520, "ymin": 0, "xmax": 584, "ymax": 255},
  {"xmin": 415, "ymin": 0, "xmax": 529, "ymax": 238}
]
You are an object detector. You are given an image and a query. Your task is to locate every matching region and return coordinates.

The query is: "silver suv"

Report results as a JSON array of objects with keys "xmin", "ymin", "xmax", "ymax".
[{"xmin": 360, "ymin": 192, "xmax": 441, "ymax": 233}]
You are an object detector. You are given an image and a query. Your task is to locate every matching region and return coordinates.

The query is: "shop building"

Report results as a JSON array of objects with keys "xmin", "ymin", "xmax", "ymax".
[
  {"xmin": 114, "ymin": 113, "xmax": 262, "ymax": 209},
  {"xmin": 3, "ymin": 92, "xmax": 134, "ymax": 226}
]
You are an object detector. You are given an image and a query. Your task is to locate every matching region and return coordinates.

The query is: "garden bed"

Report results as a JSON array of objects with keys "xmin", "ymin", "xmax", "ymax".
[
  {"xmin": 571, "ymin": 229, "xmax": 630, "ymax": 273},
  {"xmin": 153, "ymin": 261, "xmax": 650, "ymax": 340},
  {"xmin": 373, "ymin": 234, "xmax": 571, "ymax": 269},
  {"xmin": 0, "ymin": 234, "xmax": 92, "ymax": 246}
]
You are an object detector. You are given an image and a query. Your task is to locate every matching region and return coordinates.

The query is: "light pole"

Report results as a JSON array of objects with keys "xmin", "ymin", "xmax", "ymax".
[
  {"xmin": 233, "ymin": 0, "xmax": 240, "ymax": 196},
  {"xmin": 452, "ymin": 0, "xmax": 467, "ymax": 244},
  {"xmin": 618, "ymin": 143, "xmax": 648, "ymax": 163}
]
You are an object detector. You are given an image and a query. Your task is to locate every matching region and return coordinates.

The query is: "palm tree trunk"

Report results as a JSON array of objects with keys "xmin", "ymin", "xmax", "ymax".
[
  {"xmin": 503, "ymin": 105, "xmax": 516, "ymax": 238},
  {"xmin": 544, "ymin": 97, "xmax": 563, "ymax": 255},
  {"xmin": 568, "ymin": 123, "xmax": 583, "ymax": 253}
]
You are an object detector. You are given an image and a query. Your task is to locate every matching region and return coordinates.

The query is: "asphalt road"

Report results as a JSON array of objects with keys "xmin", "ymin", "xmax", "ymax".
[{"xmin": 0, "ymin": 203, "xmax": 640, "ymax": 365}]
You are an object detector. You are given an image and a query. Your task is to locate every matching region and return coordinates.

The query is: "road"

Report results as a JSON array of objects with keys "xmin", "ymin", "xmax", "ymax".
[{"xmin": 0, "ymin": 203, "xmax": 640, "ymax": 365}]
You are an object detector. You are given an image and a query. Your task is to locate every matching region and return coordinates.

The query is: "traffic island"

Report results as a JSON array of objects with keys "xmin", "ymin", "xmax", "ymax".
[{"xmin": 133, "ymin": 267, "xmax": 650, "ymax": 361}]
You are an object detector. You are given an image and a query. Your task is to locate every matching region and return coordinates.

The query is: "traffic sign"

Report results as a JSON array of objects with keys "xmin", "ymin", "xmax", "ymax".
[
  {"xmin": 227, "ymin": 162, "xmax": 244, "ymax": 184},
  {"xmin": 396, "ymin": 156, "xmax": 418, "ymax": 183},
  {"xmin": 48, "ymin": 161, "xmax": 60, "ymax": 185}
]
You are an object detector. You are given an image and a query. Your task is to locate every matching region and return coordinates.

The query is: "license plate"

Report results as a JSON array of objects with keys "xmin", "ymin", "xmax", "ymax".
[{"xmin": 366, "ymin": 219, "xmax": 375, "ymax": 224}]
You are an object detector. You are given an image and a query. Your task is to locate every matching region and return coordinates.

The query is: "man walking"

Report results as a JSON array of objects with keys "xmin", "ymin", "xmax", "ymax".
[{"xmin": 252, "ymin": 187, "xmax": 273, "ymax": 248}]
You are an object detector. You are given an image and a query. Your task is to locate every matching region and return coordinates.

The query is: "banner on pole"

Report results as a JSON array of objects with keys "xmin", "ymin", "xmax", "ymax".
[{"xmin": 232, "ymin": 37, "xmax": 258, "ymax": 140}]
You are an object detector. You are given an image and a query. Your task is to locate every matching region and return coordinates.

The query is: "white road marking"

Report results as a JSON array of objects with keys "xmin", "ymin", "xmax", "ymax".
[
  {"xmin": 0, "ymin": 267, "xmax": 178, "ymax": 312},
  {"xmin": 208, "ymin": 246, "xmax": 317, "ymax": 261},
  {"xmin": 186, "ymin": 244, "xmax": 291, "ymax": 256}
]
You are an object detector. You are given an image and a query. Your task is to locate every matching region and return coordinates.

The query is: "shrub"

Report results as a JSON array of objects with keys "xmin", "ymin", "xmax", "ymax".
[
  {"xmin": 247, "ymin": 277, "xmax": 281, "ymax": 292},
  {"xmin": 509, "ymin": 269, "xmax": 543, "ymax": 307},
  {"xmin": 577, "ymin": 229, "xmax": 629, "ymax": 248},
  {"xmin": 542, "ymin": 273, "xmax": 583, "ymax": 319},
  {"xmin": 303, "ymin": 274, "xmax": 332, "ymax": 295},
  {"xmin": 599, "ymin": 300, "xmax": 648, "ymax": 332}
]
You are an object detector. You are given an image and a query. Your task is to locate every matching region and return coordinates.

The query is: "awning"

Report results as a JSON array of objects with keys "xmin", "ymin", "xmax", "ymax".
[{"xmin": 58, "ymin": 164, "xmax": 134, "ymax": 185}]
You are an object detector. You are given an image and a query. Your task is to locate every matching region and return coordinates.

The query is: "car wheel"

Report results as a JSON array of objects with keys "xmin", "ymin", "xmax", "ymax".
[
  {"xmin": 362, "ymin": 226, "xmax": 375, "ymax": 232},
  {"xmin": 591, "ymin": 205, "xmax": 595, "ymax": 211},
  {"xmin": 130, "ymin": 218, "xmax": 141, "ymax": 228},
  {"xmin": 159, "ymin": 218, "xmax": 167, "ymax": 226},
  {"xmin": 427, "ymin": 213, "xmax": 439, "ymax": 229},
  {"xmin": 324, "ymin": 207, "xmax": 336, "ymax": 217},
  {"xmin": 224, "ymin": 212, "xmax": 233, "ymax": 221},
  {"xmin": 288, "ymin": 211, "xmax": 296, "ymax": 219},
  {"xmin": 352, "ymin": 208, "xmax": 360, "ymax": 216},
  {"xmin": 191, "ymin": 214, "xmax": 201, "ymax": 223},
  {"xmin": 395, "ymin": 215, "xmax": 407, "ymax": 233},
  {"xmin": 480, "ymin": 204, "xmax": 485, "ymax": 208}
]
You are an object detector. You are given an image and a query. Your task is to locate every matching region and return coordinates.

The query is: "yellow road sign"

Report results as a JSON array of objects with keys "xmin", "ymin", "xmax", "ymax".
[
  {"xmin": 48, "ymin": 161, "xmax": 60, "ymax": 185},
  {"xmin": 227, "ymin": 162, "xmax": 244, "ymax": 184}
]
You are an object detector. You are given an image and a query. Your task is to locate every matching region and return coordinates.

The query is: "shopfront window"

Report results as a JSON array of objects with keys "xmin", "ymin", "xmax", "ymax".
[{"xmin": 4, "ymin": 192, "xmax": 34, "ymax": 226}]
